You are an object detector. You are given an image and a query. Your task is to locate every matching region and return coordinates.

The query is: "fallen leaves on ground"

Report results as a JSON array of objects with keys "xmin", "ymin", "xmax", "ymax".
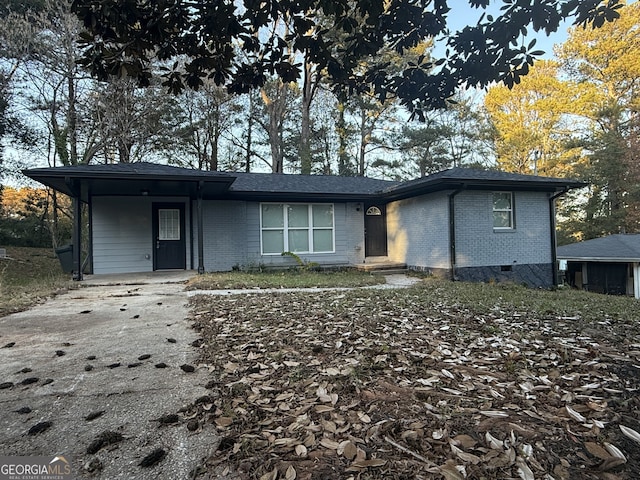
[{"xmin": 187, "ymin": 281, "xmax": 640, "ymax": 480}]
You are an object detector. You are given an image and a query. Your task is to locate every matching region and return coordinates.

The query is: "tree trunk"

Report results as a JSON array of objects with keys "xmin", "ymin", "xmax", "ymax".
[
  {"xmin": 358, "ymin": 107, "xmax": 367, "ymax": 176},
  {"xmin": 261, "ymin": 83, "xmax": 287, "ymax": 174},
  {"xmin": 300, "ymin": 57, "xmax": 316, "ymax": 175},
  {"xmin": 336, "ymin": 93, "xmax": 351, "ymax": 176}
]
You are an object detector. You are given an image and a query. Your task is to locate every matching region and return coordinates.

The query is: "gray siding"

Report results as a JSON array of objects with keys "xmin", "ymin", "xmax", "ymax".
[
  {"xmin": 454, "ymin": 190, "xmax": 552, "ymax": 268},
  {"xmin": 92, "ymin": 196, "xmax": 190, "ymax": 274},
  {"xmin": 387, "ymin": 193, "xmax": 450, "ymax": 269}
]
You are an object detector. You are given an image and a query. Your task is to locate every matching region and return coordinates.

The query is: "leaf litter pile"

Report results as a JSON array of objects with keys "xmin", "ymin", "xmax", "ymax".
[{"xmin": 188, "ymin": 280, "xmax": 640, "ymax": 479}]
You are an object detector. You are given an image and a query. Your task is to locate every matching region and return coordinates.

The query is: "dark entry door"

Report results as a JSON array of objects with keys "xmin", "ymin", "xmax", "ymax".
[
  {"xmin": 364, "ymin": 203, "xmax": 387, "ymax": 257},
  {"xmin": 152, "ymin": 203, "xmax": 186, "ymax": 270}
]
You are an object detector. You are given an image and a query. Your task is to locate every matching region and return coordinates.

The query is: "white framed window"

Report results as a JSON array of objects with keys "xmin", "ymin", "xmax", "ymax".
[
  {"xmin": 158, "ymin": 208, "xmax": 181, "ymax": 240},
  {"xmin": 261, "ymin": 203, "xmax": 334, "ymax": 254},
  {"xmin": 493, "ymin": 192, "xmax": 514, "ymax": 229}
]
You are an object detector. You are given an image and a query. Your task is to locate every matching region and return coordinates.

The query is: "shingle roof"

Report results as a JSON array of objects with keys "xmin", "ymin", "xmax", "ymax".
[
  {"xmin": 557, "ymin": 234, "xmax": 640, "ymax": 261},
  {"xmin": 383, "ymin": 167, "xmax": 585, "ymax": 199},
  {"xmin": 22, "ymin": 162, "xmax": 584, "ymax": 202},
  {"xmin": 227, "ymin": 171, "xmax": 397, "ymax": 195}
]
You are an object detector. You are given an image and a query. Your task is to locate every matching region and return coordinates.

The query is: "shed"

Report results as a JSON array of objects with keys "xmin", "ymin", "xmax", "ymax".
[{"xmin": 557, "ymin": 234, "xmax": 640, "ymax": 298}]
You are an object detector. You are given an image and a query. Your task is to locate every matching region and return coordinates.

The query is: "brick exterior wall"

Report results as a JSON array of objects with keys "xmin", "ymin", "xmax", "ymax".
[
  {"xmin": 454, "ymin": 190, "xmax": 552, "ymax": 267},
  {"xmin": 388, "ymin": 190, "xmax": 555, "ymax": 288},
  {"xmin": 198, "ymin": 200, "xmax": 249, "ymax": 271},
  {"xmin": 387, "ymin": 193, "xmax": 450, "ymax": 268}
]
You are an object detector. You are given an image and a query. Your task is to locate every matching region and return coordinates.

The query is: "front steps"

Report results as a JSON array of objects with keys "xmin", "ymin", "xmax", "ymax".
[{"xmin": 356, "ymin": 258, "xmax": 407, "ymax": 274}]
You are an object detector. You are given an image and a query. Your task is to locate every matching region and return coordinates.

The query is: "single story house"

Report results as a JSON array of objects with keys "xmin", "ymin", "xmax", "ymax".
[
  {"xmin": 23, "ymin": 163, "xmax": 584, "ymax": 287},
  {"xmin": 557, "ymin": 234, "xmax": 640, "ymax": 298}
]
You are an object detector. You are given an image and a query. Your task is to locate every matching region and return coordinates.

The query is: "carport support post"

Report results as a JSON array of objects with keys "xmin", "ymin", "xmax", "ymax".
[
  {"xmin": 197, "ymin": 182, "xmax": 205, "ymax": 274},
  {"xmin": 72, "ymin": 195, "xmax": 83, "ymax": 281}
]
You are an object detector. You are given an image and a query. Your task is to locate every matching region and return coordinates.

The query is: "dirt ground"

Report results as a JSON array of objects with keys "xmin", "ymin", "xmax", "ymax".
[
  {"xmin": 188, "ymin": 285, "xmax": 640, "ymax": 480},
  {"xmin": 0, "ymin": 273, "xmax": 219, "ymax": 479},
  {"xmin": 2, "ymin": 273, "xmax": 639, "ymax": 480}
]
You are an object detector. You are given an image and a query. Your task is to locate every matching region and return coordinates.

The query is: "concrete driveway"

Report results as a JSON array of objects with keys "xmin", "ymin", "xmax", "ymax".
[{"xmin": 0, "ymin": 272, "xmax": 220, "ymax": 479}]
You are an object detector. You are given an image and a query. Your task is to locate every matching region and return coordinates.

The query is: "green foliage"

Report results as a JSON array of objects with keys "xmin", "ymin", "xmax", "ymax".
[
  {"xmin": 0, "ymin": 188, "xmax": 72, "ymax": 248},
  {"xmin": 71, "ymin": 0, "xmax": 623, "ymax": 120},
  {"xmin": 0, "ymin": 246, "xmax": 70, "ymax": 317},
  {"xmin": 0, "ymin": 216, "xmax": 54, "ymax": 247},
  {"xmin": 281, "ymin": 251, "xmax": 320, "ymax": 271}
]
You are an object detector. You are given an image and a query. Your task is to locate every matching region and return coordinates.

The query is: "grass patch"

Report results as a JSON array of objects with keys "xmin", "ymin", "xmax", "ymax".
[
  {"xmin": 185, "ymin": 269, "xmax": 385, "ymax": 290},
  {"xmin": 420, "ymin": 278, "xmax": 638, "ymax": 324},
  {"xmin": 0, "ymin": 246, "xmax": 72, "ymax": 317}
]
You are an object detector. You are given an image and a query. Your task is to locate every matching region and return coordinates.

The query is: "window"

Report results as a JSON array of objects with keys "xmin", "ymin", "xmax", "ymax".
[
  {"xmin": 366, "ymin": 206, "xmax": 382, "ymax": 216},
  {"xmin": 493, "ymin": 193, "xmax": 514, "ymax": 229},
  {"xmin": 158, "ymin": 208, "xmax": 181, "ymax": 240},
  {"xmin": 261, "ymin": 204, "xmax": 334, "ymax": 254}
]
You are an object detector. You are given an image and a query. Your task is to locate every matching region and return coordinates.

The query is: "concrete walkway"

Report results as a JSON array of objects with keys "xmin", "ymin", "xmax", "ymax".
[{"xmin": 0, "ymin": 274, "xmax": 215, "ymax": 479}]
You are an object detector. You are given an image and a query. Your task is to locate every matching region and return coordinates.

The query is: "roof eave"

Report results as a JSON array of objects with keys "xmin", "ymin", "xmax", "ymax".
[
  {"xmin": 225, "ymin": 191, "xmax": 380, "ymax": 202},
  {"xmin": 382, "ymin": 178, "xmax": 584, "ymax": 201},
  {"xmin": 557, "ymin": 256, "xmax": 640, "ymax": 263}
]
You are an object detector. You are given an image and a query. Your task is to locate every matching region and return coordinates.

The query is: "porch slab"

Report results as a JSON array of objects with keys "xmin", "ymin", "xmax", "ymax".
[
  {"xmin": 355, "ymin": 261, "xmax": 407, "ymax": 272},
  {"xmin": 81, "ymin": 270, "xmax": 197, "ymax": 286}
]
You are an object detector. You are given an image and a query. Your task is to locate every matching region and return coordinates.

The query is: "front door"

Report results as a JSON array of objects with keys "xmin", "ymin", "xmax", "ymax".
[
  {"xmin": 153, "ymin": 203, "xmax": 186, "ymax": 270},
  {"xmin": 364, "ymin": 203, "xmax": 387, "ymax": 257}
]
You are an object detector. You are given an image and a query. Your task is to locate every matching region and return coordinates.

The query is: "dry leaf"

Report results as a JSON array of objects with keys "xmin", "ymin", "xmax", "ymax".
[
  {"xmin": 189, "ymin": 278, "xmax": 639, "ymax": 480},
  {"xmin": 599, "ymin": 457, "xmax": 626, "ymax": 471},
  {"xmin": 479, "ymin": 410, "xmax": 509, "ymax": 418},
  {"xmin": 584, "ymin": 442, "xmax": 612, "ymax": 460},
  {"xmin": 485, "ymin": 432, "xmax": 504, "ymax": 450},
  {"xmin": 450, "ymin": 444, "xmax": 481, "ymax": 464},
  {"xmin": 215, "ymin": 417, "xmax": 233, "ymax": 427},
  {"xmin": 565, "ymin": 405, "xmax": 587, "ymax": 423},
  {"xmin": 320, "ymin": 438, "xmax": 339, "ymax": 450},
  {"xmin": 358, "ymin": 412, "xmax": 371, "ymax": 423},
  {"xmin": 314, "ymin": 405, "xmax": 334, "ymax": 413},
  {"xmin": 619, "ymin": 425, "xmax": 640, "ymax": 444},
  {"xmin": 439, "ymin": 461, "xmax": 465, "ymax": 480},
  {"xmin": 341, "ymin": 441, "xmax": 358, "ymax": 460},
  {"xmin": 515, "ymin": 457, "xmax": 534, "ymax": 480},
  {"xmin": 285, "ymin": 465, "xmax": 296, "ymax": 480},
  {"xmin": 259, "ymin": 468, "xmax": 278, "ymax": 480},
  {"xmin": 603, "ymin": 442, "xmax": 626, "ymax": 462},
  {"xmin": 350, "ymin": 458, "xmax": 387, "ymax": 468}
]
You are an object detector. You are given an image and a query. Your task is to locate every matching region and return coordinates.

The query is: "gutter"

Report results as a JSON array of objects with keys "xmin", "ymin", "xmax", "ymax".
[
  {"xmin": 448, "ymin": 186, "xmax": 465, "ymax": 280},
  {"xmin": 549, "ymin": 188, "xmax": 569, "ymax": 287}
]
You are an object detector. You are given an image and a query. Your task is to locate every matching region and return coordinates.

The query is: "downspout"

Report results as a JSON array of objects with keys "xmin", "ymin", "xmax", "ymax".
[
  {"xmin": 448, "ymin": 186, "xmax": 465, "ymax": 281},
  {"xmin": 197, "ymin": 181, "xmax": 205, "ymax": 274},
  {"xmin": 549, "ymin": 188, "xmax": 569, "ymax": 287}
]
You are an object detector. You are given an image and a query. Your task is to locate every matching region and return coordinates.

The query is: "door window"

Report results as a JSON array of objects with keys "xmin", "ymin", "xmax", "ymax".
[{"xmin": 158, "ymin": 209, "xmax": 180, "ymax": 240}]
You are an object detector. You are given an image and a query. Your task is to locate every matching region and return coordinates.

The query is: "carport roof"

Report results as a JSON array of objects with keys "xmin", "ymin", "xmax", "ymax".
[
  {"xmin": 23, "ymin": 162, "xmax": 585, "ymax": 202},
  {"xmin": 557, "ymin": 234, "xmax": 640, "ymax": 262}
]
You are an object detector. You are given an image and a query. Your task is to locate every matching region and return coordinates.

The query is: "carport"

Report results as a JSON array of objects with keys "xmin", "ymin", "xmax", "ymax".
[{"xmin": 23, "ymin": 164, "xmax": 236, "ymax": 280}]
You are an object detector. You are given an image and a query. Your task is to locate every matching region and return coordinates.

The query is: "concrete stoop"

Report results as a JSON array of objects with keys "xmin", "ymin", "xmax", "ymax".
[{"xmin": 356, "ymin": 260, "xmax": 407, "ymax": 273}]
